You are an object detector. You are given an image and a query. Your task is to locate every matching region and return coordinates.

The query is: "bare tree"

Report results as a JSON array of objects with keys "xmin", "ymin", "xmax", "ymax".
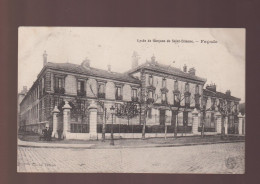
[
  {"xmin": 139, "ymin": 88, "xmax": 161, "ymax": 139},
  {"xmin": 165, "ymin": 84, "xmax": 196, "ymax": 138},
  {"xmin": 217, "ymin": 99, "xmax": 238, "ymax": 139},
  {"xmin": 89, "ymin": 83, "xmax": 110, "ymax": 142}
]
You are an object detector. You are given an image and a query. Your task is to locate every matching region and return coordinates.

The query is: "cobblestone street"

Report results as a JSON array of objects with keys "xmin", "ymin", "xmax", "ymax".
[{"xmin": 17, "ymin": 142, "xmax": 245, "ymax": 173}]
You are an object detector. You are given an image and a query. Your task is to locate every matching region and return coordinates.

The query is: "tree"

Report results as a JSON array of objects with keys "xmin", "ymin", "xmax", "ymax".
[
  {"xmin": 140, "ymin": 88, "xmax": 160, "ymax": 139},
  {"xmin": 217, "ymin": 99, "xmax": 238, "ymax": 139},
  {"xmin": 89, "ymin": 84, "xmax": 110, "ymax": 142},
  {"xmin": 114, "ymin": 101, "xmax": 139, "ymax": 126},
  {"xmin": 165, "ymin": 84, "xmax": 196, "ymax": 138}
]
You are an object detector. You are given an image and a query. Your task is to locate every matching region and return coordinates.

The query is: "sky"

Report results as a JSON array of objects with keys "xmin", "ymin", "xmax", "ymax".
[{"xmin": 18, "ymin": 27, "xmax": 245, "ymax": 102}]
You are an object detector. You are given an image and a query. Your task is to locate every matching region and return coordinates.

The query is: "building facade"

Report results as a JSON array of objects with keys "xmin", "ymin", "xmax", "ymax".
[{"xmin": 19, "ymin": 52, "xmax": 243, "ymax": 138}]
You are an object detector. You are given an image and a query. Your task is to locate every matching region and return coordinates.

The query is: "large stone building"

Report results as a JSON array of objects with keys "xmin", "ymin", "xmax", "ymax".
[{"xmin": 19, "ymin": 51, "xmax": 243, "ymax": 139}]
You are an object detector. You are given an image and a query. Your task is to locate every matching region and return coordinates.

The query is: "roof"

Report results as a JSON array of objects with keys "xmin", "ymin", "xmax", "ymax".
[
  {"xmin": 126, "ymin": 61, "xmax": 207, "ymax": 83},
  {"xmin": 44, "ymin": 62, "xmax": 141, "ymax": 84},
  {"xmin": 203, "ymin": 89, "xmax": 240, "ymax": 101}
]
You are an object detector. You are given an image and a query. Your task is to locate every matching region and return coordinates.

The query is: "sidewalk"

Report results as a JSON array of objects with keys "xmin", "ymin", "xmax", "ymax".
[{"xmin": 18, "ymin": 134, "xmax": 245, "ymax": 149}]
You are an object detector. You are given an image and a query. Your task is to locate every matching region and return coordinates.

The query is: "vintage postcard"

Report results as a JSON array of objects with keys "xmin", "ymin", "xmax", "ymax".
[{"xmin": 17, "ymin": 27, "xmax": 245, "ymax": 173}]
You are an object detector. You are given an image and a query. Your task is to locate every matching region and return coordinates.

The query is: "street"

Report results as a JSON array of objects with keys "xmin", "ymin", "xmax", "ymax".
[{"xmin": 17, "ymin": 142, "xmax": 244, "ymax": 173}]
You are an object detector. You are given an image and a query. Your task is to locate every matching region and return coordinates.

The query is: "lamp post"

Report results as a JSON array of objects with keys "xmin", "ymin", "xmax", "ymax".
[{"xmin": 110, "ymin": 105, "xmax": 115, "ymax": 145}]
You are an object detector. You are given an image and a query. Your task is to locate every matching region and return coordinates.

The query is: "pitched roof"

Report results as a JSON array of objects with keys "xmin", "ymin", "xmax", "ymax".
[
  {"xmin": 126, "ymin": 61, "xmax": 207, "ymax": 83},
  {"xmin": 203, "ymin": 89, "xmax": 240, "ymax": 101},
  {"xmin": 44, "ymin": 62, "xmax": 141, "ymax": 84}
]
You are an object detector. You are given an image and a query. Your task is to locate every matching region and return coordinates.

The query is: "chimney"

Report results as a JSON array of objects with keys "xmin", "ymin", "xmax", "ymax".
[
  {"xmin": 206, "ymin": 83, "xmax": 216, "ymax": 92},
  {"xmin": 132, "ymin": 51, "xmax": 139, "ymax": 69},
  {"xmin": 81, "ymin": 58, "xmax": 90, "ymax": 69},
  {"xmin": 43, "ymin": 51, "xmax": 47, "ymax": 66},
  {"xmin": 188, "ymin": 67, "xmax": 196, "ymax": 75},
  {"xmin": 226, "ymin": 90, "xmax": 231, "ymax": 96},
  {"xmin": 107, "ymin": 64, "xmax": 111, "ymax": 72},
  {"xmin": 183, "ymin": 64, "xmax": 187, "ymax": 72}
]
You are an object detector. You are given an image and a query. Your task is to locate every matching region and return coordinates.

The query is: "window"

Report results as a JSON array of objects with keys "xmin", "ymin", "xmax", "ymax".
[
  {"xmin": 98, "ymin": 83, "xmax": 105, "ymax": 98},
  {"xmin": 132, "ymin": 88, "xmax": 138, "ymax": 101},
  {"xmin": 149, "ymin": 75, "xmax": 153, "ymax": 85},
  {"xmin": 195, "ymin": 96, "xmax": 200, "ymax": 108},
  {"xmin": 77, "ymin": 81, "xmax": 85, "ymax": 92},
  {"xmin": 77, "ymin": 80, "xmax": 86, "ymax": 96},
  {"xmin": 162, "ymin": 78, "xmax": 166, "ymax": 88},
  {"xmin": 185, "ymin": 96, "xmax": 190, "ymax": 105},
  {"xmin": 54, "ymin": 77, "xmax": 64, "ymax": 94},
  {"xmin": 162, "ymin": 93, "xmax": 166, "ymax": 101},
  {"xmin": 147, "ymin": 108, "xmax": 152, "ymax": 119},
  {"xmin": 148, "ymin": 91, "xmax": 153, "ymax": 98},
  {"xmin": 55, "ymin": 77, "xmax": 63, "ymax": 88},
  {"xmin": 202, "ymin": 97, "xmax": 207, "ymax": 108},
  {"xmin": 98, "ymin": 83, "xmax": 105, "ymax": 93},
  {"xmin": 195, "ymin": 85, "xmax": 199, "ymax": 94},
  {"xmin": 185, "ymin": 83, "xmax": 189, "ymax": 92},
  {"xmin": 174, "ymin": 94, "xmax": 180, "ymax": 105},
  {"xmin": 162, "ymin": 93, "xmax": 166, "ymax": 104},
  {"xmin": 116, "ymin": 86, "xmax": 122, "ymax": 100},
  {"xmin": 174, "ymin": 80, "xmax": 178, "ymax": 90},
  {"xmin": 211, "ymin": 98, "xmax": 216, "ymax": 110},
  {"xmin": 132, "ymin": 89, "xmax": 137, "ymax": 98},
  {"xmin": 116, "ymin": 87, "xmax": 122, "ymax": 96}
]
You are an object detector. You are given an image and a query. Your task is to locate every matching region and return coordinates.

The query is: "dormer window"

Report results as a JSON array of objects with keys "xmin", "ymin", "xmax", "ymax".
[
  {"xmin": 162, "ymin": 78, "xmax": 166, "ymax": 88},
  {"xmin": 174, "ymin": 80, "xmax": 178, "ymax": 91},
  {"xmin": 149, "ymin": 75, "xmax": 153, "ymax": 85},
  {"xmin": 185, "ymin": 83, "xmax": 189, "ymax": 92}
]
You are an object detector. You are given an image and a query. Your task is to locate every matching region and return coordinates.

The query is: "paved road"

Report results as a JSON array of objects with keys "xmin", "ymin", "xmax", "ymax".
[{"xmin": 17, "ymin": 142, "xmax": 245, "ymax": 173}]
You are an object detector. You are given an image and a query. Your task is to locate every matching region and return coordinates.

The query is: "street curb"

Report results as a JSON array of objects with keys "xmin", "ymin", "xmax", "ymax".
[{"xmin": 18, "ymin": 140, "xmax": 245, "ymax": 149}]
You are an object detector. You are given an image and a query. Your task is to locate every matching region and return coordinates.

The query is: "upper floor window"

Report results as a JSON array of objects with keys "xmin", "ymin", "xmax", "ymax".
[
  {"xmin": 132, "ymin": 89, "xmax": 137, "ymax": 98},
  {"xmin": 185, "ymin": 83, "xmax": 189, "ymax": 92},
  {"xmin": 115, "ymin": 86, "xmax": 122, "ymax": 100},
  {"xmin": 174, "ymin": 80, "xmax": 178, "ymax": 90},
  {"xmin": 162, "ymin": 93, "xmax": 167, "ymax": 104},
  {"xmin": 54, "ymin": 76, "xmax": 65, "ymax": 94},
  {"xmin": 185, "ymin": 96, "xmax": 190, "ymax": 105},
  {"xmin": 202, "ymin": 97, "xmax": 207, "ymax": 108},
  {"xmin": 162, "ymin": 78, "xmax": 166, "ymax": 88},
  {"xmin": 77, "ymin": 80, "xmax": 85, "ymax": 92},
  {"xmin": 148, "ymin": 90, "xmax": 153, "ymax": 99},
  {"xmin": 131, "ymin": 88, "xmax": 138, "ymax": 102},
  {"xmin": 77, "ymin": 80, "xmax": 86, "ymax": 96},
  {"xmin": 55, "ymin": 77, "xmax": 64, "ymax": 89},
  {"xmin": 174, "ymin": 94, "xmax": 180, "ymax": 105},
  {"xmin": 98, "ymin": 83, "xmax": 105, "ymax": 98},
  {"xmin": 195, "ymin": 96, "xmax": 200, "ymax": 104},
  {"xmin": 195, "ymin": 85, "xmax": 199, "ymax": 94},
  {"xmin": 98, "ymin": 83, "xmax": 105, "ymax": 94},
  {"xmin": 148, "ymin": 75, "xmax": 153, "ymax": 85}
]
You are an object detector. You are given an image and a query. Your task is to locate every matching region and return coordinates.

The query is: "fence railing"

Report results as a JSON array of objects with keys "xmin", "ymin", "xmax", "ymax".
[
  {"xmin": 97, "ymin": 124, "xmax": 192, "ymax": 134},
  {"xmin": 70, "ymin": 123, "xmax": 89, "ymax": 133}
]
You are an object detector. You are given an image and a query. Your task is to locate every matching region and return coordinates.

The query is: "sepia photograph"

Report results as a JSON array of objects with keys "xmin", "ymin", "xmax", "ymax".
[{"xmin": 17, "ymin": 27, "xmax": 245, "ymax": 173}]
